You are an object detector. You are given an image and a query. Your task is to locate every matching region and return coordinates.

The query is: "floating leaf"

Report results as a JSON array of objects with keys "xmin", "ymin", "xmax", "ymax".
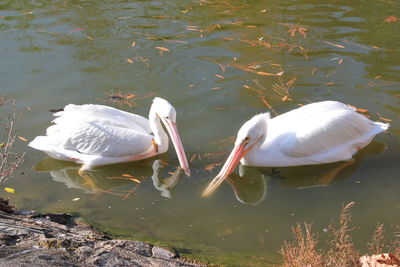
[
  {"xmin": 131, "ymin": 41, "xmax": 136, "ymax": 47},
  {"xmin": 129, "ymin": 178, "xmax": 141, "ymax": 184},
  {"xmin": 122, "ymin": 174, "xmax": 134, "ymax": 178},
  {"xmin": 232, "ymin": 63, "xmax": 284, "ymax": 76},
  {"xmin": 18, "ymin": 136, "xmax": 28, "ymax": 142},
  {"xmin": 174, "ymin": 40, "xmax": 189, "ymax": 44},
  {"xmin": 356, "ymin": 108, "xmax": 368, "ymax": 113},
  {"xmin": 72, "ymin": 198, "xmax": 80, "ymax": 201},
  {"xmin": 155, "ymin": 46, "xmax": 170, "ymax": 52},
  {"xmin": 4, "ymin": 187, "xmax": 15, "ymax": 194},
  {"xmin": 126, "ymin": 58, "xmax": 134, "ymax": 64},
  {"xmin": 285, "ymin": 24, "xmax": 308, "ymax": 38},
  {"xmin": 256, "ymin": 71, "xmax": 284, "ymax": 76},
  {"xmin": 214, "ymin": 74, "xmax": 225, "ymax": 79},
  {"xmin": 384, "ymin": 15, "xmax": 399, "ymax": 23},
  {"xmin": 324, "ymin": 41, "xmax": 345, "ymax": 49}
]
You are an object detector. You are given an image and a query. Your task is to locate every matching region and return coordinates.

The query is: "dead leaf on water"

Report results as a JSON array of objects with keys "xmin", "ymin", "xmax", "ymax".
[
  {"xmin": 129, "ymin": 178, "xmax": 141, "ymax": 184},
  {"xmin": 356, "ymin": 108, "xmax": 369, "ymax": 113},
  {"xmin": 259, "ymin": 96, "xmax": 279, "ymax": 116},
  {"xmin": 324, "ymin": 41, "xmax": 345, "ymax": 49},
  {"xmin": 231, "ymin": 63, "xmax": 284, "ymax": 76},
  {"xmin": 280, "ymin": 23, "xmax": 308, "ymax": 38},
  {"xmin": 18, "ymin": 136, "xmax": 28, "ymax": 142},
  {"xmin": 155, "ymin": 46, "xmax": 170, "ymax": 52},
  {"xmin": 384, "ymin": 15, "xmax": 399, "ymax": 23},
  {"xmin": 214, "ymin": 74, "xmax": 225, "ymax": 79},
  {"xmin": 100, "ymin": 90, "xmax": 155, "ymax": 107},
  {"xmin": 377, "ymin": 113, "xmax": 392, "ymax": 123},
  {"xmin": 257, "ymin": 71, "xmax": 284, "ymax": 76},
  {"xmin": 173, "ymin": 40, "xmax": 189, "ymax": 44}
]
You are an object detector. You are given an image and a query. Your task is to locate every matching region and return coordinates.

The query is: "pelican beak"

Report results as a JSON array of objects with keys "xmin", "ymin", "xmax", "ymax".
[
  {"xmin": 162, "ymin": 118, "xmax": 191, "ymax": 176},
  {"xmin": 202, "ymin": 142, "xmax": 249, "ymax": 197}
]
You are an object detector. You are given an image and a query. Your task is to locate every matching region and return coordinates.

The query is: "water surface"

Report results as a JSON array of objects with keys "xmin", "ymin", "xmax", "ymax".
[{"xmin": 1, "ymin": 0, "xmax": 399, "ymax": 265}]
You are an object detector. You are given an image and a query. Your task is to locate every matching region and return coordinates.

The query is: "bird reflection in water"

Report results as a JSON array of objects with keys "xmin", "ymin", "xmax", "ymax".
[
  {"xmin": 33, "ymin": 158, "xmax": 183, "ymax": 198},
  {"xmin": 217, "ymin": 141, "xmax": 386, "ymax": 204},
  {"xmin": 151, "ymin": 160, "xmax": 181, "ymax": 198}
]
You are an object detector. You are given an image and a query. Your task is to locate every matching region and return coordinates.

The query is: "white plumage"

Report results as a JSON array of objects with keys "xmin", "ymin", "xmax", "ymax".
[
  {"xmin": 203, "ymin": 101, "xmax": 389, "ymax": 197},
  {"xmin": 29, "ymin": 97, "xmax": 190, "ymax": 176}
]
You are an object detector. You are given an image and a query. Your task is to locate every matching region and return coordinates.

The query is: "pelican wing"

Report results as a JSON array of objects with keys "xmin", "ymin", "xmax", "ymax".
[
  {"xmin": 279, "ymin": 101, "xmax": 375, "ymax": 158},
  {"xmin": 66, "ymin": 121, "xmax": 153, "ymax": 157},
  {"xmin": 53, "ymin": 104, "xmax": 151, "ymax": 134},
  {"xmin": 30, "ymin": 104, "xmax": 154, "ymax": 159}
]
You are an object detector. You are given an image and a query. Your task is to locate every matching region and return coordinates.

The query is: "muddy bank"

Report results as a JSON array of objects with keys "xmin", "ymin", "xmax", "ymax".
[{"xmin": 0, "ymin": 199, "xmax": 204, "ymax": 267}]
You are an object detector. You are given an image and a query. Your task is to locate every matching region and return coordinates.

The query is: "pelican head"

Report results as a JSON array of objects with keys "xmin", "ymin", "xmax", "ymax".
[
  {"xmin": 151, "ymin": 97, "xmax": 191, "ymax": 176},
  {"xmin": 202, "ymin": 113, "xmax": 269, "ymax": 197}
]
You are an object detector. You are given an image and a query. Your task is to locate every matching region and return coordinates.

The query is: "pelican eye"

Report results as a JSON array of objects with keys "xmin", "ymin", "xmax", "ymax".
[{"xmin": 243, "ymin": 137, "xmax": 250, "ymax": 144}]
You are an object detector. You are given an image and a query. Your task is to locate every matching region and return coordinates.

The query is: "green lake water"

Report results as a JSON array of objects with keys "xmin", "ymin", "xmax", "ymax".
[{"xmin": 1, "ymin": 0, "xmax": 399, "ymax": 265}]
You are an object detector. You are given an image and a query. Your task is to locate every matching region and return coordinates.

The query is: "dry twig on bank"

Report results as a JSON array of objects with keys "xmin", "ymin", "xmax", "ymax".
[{"xmin": 0, "ymin": 97, "xmax": 24, "ymax": 185}]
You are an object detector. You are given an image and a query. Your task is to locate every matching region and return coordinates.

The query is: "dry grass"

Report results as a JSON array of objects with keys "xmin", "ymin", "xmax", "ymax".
[
  {"xmin": 324, "ymin": 202, "xmax": 360, "ymax": 266},
  {"xmin": 368, "ymin": 223, "xmax": 385, "ymax": 255},
  {"xmin": 281, "ymin": 223, "xmax": 323, "ymax": 267},
  {"xmin": 392, "ymin": 225, "xmax": 400, "ymax": 257},
  {"xmin": 0, "ymin": 97, "xmax": 24, "ymax": 185},
  {"xmin": 281, "ymin": 202, "xmax": 400, "ymax": 267}
]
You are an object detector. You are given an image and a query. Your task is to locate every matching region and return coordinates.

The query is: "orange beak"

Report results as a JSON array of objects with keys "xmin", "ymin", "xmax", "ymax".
[
  {"xmin": 163, "ymin": 119, "xmax": 191, "ymax": 176},
  {"xmin": 202, "ymin": 142, "xmax": 249, "ymax": 197}
]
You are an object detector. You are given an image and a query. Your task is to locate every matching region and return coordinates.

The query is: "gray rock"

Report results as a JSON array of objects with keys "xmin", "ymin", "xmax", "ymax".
[
  {"xmin": 152, "ymin": 246, "xmax": 177, "ymax": 260},
  {"xmin": 0, "ymin": 210, "xmax": 204, "ymax": 267}
]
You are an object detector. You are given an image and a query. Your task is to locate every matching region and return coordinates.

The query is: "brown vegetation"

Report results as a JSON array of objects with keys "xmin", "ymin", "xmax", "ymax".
[
  {"xmin": 0, "ymin": 97, "xmax": 24, "ymax": 185},
  {"xmin": 281, "ymin": 202, "xmax": 400, "ymax": 267}
]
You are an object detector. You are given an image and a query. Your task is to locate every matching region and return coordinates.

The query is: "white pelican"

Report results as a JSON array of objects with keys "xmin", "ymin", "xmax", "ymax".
[
  {"xmin": 29, "ymin": 97, "xmax": 191, "ymax": 176},
  {"xmin": 203, "ymin": 101, "xmax": 389, "ymax": 197}
]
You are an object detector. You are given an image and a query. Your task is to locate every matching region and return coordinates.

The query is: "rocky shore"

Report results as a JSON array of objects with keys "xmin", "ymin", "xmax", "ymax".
[{"xmin": 0, "ymin": 199, "xmax": 204, "ymax": 267}]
